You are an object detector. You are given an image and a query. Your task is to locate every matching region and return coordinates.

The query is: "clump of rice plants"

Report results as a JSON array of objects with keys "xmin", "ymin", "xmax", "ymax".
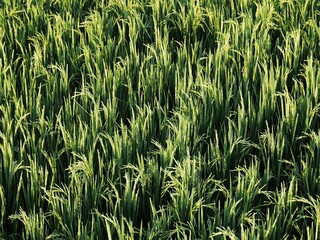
[{"xmin": 1, "ymin": 0, "xmax": 320, "ymax": 239}]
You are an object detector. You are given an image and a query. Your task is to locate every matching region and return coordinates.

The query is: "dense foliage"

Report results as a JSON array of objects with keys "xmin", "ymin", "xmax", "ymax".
[{"xmin": 1, "ymin": 0, "xmax": 320, "ymax": 239}]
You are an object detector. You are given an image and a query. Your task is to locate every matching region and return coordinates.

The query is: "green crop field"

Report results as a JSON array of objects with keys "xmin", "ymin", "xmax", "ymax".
[{"xmin": 1, "ymin": 0, "xmax": 320, "ymax": 239}]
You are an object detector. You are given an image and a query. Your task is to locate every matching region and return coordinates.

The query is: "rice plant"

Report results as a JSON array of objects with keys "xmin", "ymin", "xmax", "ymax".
[{"xmin": 1, "ymin": 0, "xmax": 320, "ymax": 239}]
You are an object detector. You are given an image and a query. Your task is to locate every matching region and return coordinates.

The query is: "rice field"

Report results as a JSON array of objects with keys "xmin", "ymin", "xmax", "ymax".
[{"xmin": 1, "ymin": 0, "xmax": 320, "ymax": 239}]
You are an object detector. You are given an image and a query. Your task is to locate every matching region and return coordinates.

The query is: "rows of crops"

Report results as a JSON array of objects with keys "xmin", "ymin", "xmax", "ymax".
[{"xmin": 1, "ymin": 0, "xmax": 320, "ymax": 239}]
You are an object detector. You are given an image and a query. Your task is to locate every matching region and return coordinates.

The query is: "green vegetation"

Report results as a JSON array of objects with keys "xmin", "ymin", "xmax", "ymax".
[{"xmin": 1, "ymin": 0, "xmax": 320, "ymax": 239}]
